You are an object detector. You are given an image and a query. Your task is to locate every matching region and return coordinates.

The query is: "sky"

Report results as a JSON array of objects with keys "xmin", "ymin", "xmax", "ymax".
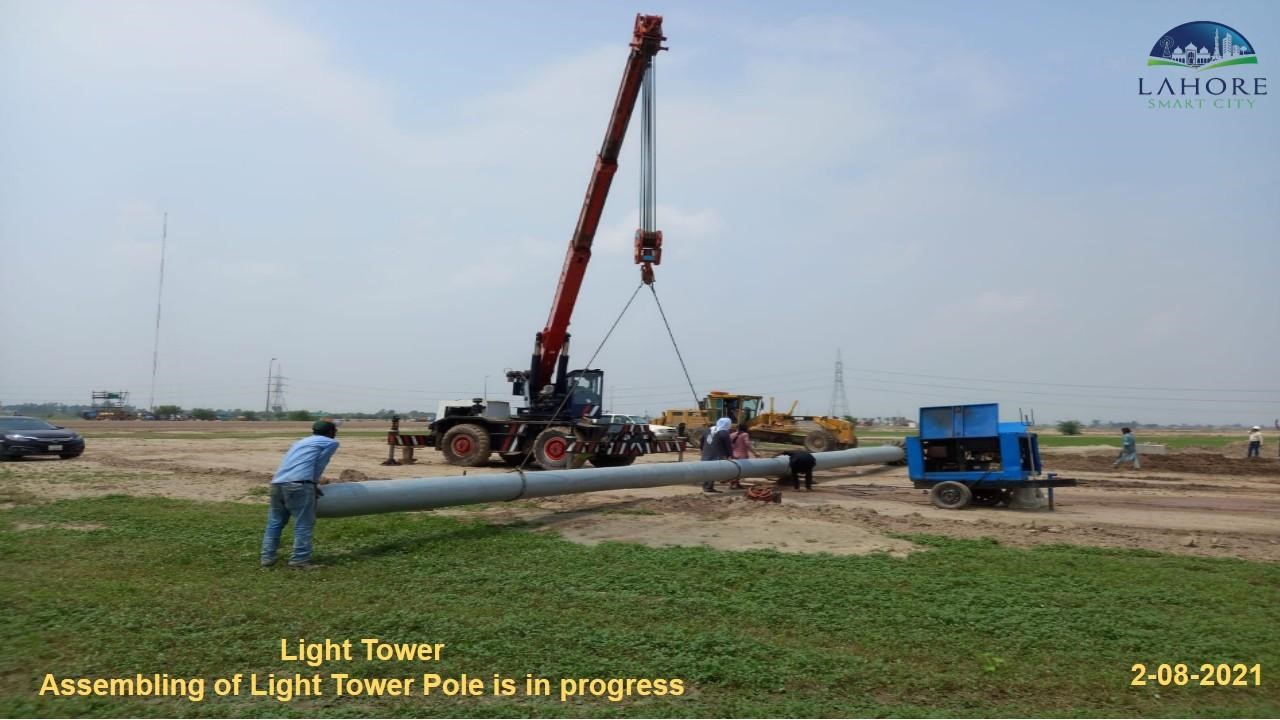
[{"xmin": 1, "ymin": 0, "xmax": 1277, "ymax": 425}]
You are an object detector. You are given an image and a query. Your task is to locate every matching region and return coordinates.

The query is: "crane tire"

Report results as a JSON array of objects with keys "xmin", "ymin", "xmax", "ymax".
[
  {"xmin": 441, "ymin": 424, "xmax": 491, "ymax": 467},
  {"xmin": 533, "ymin": 427, "xmax": 573, "ymax": 470},
  {"xmin": 930, "ymin": 481, "xmax": 972, "ymax": 510},
  {"xmin": 590, "ymin": 453, "xmax": 636, "ymax": 467},
  {"xmin": 803, "ymin": 429, "xmax": 838, "ymax": 453}
]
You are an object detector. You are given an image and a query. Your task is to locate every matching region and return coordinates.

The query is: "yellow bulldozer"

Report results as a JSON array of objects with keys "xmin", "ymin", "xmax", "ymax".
[{"xmin": 657, "ymin": 391, "xmax": 857, "ymax": 453}]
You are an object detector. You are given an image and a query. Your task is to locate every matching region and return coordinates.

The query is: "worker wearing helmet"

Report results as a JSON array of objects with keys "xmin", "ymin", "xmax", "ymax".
[{"xmin": 1247, "ymin": 426, "xmax": 1263, "ymax": 458}]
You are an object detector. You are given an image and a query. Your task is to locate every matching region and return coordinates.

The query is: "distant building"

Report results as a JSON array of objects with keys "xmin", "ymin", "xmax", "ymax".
[{"xmin": 1167, "ymin": 32, "xmax": 1247, "ymax": 67}]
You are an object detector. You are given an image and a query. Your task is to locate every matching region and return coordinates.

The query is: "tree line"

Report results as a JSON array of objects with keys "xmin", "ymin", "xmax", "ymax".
[{"xmin": 0, "ymin": 402, "xmax": 426, "ymax": 422}]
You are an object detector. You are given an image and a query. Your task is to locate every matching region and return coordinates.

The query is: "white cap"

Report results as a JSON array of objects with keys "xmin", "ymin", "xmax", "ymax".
[{"xmin": 1252, "ymin": 425, "xmax": 1261, "ymax": 430}]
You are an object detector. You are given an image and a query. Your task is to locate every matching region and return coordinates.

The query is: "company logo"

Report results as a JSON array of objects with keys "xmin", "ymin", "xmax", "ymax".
[
  {"xmin": 1148, "ymin": 21, "xmax": 1256, "ymax": 71},
  {"xmin": 1138, "ymin": 20, "xmax": 1266, "ymax": 109}
]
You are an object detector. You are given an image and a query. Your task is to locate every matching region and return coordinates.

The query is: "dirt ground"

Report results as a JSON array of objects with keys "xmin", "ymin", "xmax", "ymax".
[{"xmin": 4, "ymin": 421, "xmax": 1278, "ymax": 562}]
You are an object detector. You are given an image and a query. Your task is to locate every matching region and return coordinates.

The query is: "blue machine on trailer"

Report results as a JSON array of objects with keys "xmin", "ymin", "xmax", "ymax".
[{"xmin": 905, "ymin": 403, "xmax": 1076, "ymax": 510}]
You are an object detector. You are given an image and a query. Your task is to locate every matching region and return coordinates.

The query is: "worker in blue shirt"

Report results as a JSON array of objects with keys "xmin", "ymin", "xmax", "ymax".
[
  {"xmin": 260, "ymin": 420, "xmax": 340, "ymax": 569},
  {"xmin": 1111, "ymin": 427, "xmax": 1140, "ymax": 470}
]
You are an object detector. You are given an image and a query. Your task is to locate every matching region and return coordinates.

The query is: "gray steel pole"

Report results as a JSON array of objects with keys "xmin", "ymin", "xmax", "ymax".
[{"xmin": 317, "ymin": 445, "xmax": 903, "ymax": 518}]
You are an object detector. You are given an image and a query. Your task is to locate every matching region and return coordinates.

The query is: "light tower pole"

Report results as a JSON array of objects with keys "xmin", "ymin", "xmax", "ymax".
[
  {"xmin": 265, "ymin": 357, "xmax": 276, "ymax": 418},
  {"xmin": 148, "ymin": 212, "xmax": 168, "ymax": 411}
]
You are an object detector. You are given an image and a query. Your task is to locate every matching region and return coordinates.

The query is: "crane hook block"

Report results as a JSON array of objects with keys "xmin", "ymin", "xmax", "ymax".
[{"xmin": 634, "ymin": 229, "xmax": 663, "ymax": 284}]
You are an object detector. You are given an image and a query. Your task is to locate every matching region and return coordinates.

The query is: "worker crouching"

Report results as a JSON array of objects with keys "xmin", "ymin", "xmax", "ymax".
[{"xmin": 777, "ymin": 449, "xmax": 817, "ymax": 491}]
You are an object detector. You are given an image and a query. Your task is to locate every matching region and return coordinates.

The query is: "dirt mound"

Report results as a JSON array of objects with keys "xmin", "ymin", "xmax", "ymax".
[
  {"xmin": 1044, "ymin": 452, "xmax": 1280, "ymax": 477},
  {"xmin": 334, "ymin": 469, "xmax": 370, "ymax": 483},
  {"xmin": 506, "ymin": 494, "xmax": 921, "ymax": 557}
]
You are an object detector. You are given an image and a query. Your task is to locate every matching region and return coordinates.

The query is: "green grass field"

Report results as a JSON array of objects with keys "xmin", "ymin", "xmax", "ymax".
[{"xmin": 2, "ymin": 494, "xmax": 1277, "ymax": 717}]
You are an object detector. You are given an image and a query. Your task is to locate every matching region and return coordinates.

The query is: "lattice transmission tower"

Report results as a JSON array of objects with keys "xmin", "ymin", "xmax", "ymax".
[
  {"xmin": 266, "ymin": 359, "xmax": 287, "ymax": 416},
  {"xmin": 829, "ymin": 349, "xmax": 851, "ymax": 419}
]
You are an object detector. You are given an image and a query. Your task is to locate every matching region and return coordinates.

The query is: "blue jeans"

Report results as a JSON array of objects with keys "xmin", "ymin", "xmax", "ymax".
[
  {"xmin": 260, "ymin": 482, "xmax": 317, "ymax": 565},
  {"xmin": 1248, "ymin": 441, "xmax": 1261, "ymax": 458}
]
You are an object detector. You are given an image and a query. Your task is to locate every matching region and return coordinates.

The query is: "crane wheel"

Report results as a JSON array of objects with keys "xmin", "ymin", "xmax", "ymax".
[
  {"xmin": 441, "ymin": 424, "xmax": 492, "ymax": 467},
  {"xmin": 803, "ymin": 429, "xmax": 838, "ymax": 453},
  {"xmin": 930, "ymin": 481, "xmax": 972, "ymax": 510},
  {"xmin": 590, "ymin": 453, "xmax": 636, "ymax": 468},
  {"xmin": 533, "ymin": 428, "xmax": 573, "ymax": 470}
]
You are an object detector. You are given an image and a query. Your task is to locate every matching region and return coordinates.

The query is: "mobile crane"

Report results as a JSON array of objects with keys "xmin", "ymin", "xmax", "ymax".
[{"xmin": 423, "ymin": 14, "xmax": 679, "ymax": 470}]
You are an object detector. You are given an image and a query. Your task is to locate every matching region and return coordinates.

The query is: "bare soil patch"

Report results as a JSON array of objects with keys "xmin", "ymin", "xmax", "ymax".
[
  {"xmin": 1046, "ymin": 452, "xmax": 1280, "ymax": 477},
  {"xmin": 10, "ymin": 521, "xmax": 105, "ymax": 532},
  {"xmin": 3, "ymin": 422, "xmax": 1278, "ymax": 561}
]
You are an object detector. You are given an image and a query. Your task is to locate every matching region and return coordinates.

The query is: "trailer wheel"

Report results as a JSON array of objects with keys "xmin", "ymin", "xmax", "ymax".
[
  {"xmin": 930, "ymin": 481, "xmax": 971, "ymax": 509},
  {"xmin": 803, "ymin": 429, "xmax": 837, "ymax": 453},
  {"xmin": 441, "ymin": 424, "xmax": 491, "ymax": 467},
  {"xmin": 590, "ymin": 453, "xmax": 636, "ymax": 468},
  {"xmin": 533, "ymin": 428, "xmax": 573, "ymax": 470}
]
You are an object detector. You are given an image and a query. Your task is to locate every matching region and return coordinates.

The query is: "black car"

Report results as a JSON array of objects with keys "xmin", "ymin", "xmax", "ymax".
[{"xmin": 0, "ymin": 416, "xmax": 85, "ymax": 460}]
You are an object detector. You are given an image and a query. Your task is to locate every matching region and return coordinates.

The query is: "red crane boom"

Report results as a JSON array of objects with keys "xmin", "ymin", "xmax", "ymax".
[{"xmin": 533, "ymin": 14, "xmax": 665, "ymax": 390}]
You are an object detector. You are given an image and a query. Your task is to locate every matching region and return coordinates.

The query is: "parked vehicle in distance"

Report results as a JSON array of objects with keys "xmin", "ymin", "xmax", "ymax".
[
  {"xmin": 600, "ymin": 413, "xmax": 677, "ymax": 441},
  {"xmin": 0, "ymin": 416, "xmax": 85, "ymax": 460}
]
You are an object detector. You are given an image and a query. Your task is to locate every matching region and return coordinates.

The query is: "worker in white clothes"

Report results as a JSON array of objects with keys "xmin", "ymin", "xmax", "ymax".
[{"xmin": 1247, "ymin": 426, "xmax": 1263, "ymax": 458}]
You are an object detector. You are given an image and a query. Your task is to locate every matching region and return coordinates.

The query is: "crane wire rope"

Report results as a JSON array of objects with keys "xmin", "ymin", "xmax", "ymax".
[
  {"xmin": 640, "ymin": 62, "xmax": 656, "ymax": 233},
  {"xmin": 508, "ymin": 279, "xmax": 702, "ymax": 473},
  {"xmin": 647, "ymin": 284, "xmax": 701, "ymax": 409},
  {"xmin": 510, "ymin": 59, "xmax": 705, "ymax": 472},
  {"xmin": 636, "ymin": 60, "xmax": 699, "ymax": 408},
  {"xmin": 510, "ymin": 283, "xmax": 645, "ymax": 473},
  {"xmin": 585, "ymin": 59, "xmax": 700, "ymax": 423},
  {"xmin": 517, "ymin": 281, "xmax": 700, "ymax": 472},
  {"xmin": 581, "ymin": 282, "xmax": 645, "ymax": 370}
]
